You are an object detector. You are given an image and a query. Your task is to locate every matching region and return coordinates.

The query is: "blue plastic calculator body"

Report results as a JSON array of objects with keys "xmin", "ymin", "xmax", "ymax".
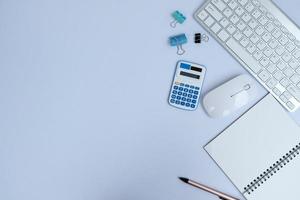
[{"xmin": 169, "ymin": 61, "xmax": 206, "ymax": 111}]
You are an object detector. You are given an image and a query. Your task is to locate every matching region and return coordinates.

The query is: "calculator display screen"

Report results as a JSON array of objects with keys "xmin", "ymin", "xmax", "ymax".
[{"xmin": 180, "ymin": 71, "xmax": 200, "ymax": 79}]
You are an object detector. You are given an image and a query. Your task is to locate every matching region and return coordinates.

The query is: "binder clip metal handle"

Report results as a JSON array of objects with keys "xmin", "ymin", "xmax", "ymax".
[
  {"xmin": 170, "ymin": 11, "xmax": 186, "ymax": 28},
  {"xmin": 169, "ymin": 34, "xmax": 188, "ymax": 55}
]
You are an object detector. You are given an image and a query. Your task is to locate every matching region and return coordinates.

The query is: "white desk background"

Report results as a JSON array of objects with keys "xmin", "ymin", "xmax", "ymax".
[{"xmin": 0, "ymin": 0, "xmax": 299, "ymax": 200}]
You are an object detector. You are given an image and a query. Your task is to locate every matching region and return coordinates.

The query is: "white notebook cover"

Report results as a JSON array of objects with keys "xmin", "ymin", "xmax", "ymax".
[{"xmin": 205, "ymin": 94, "xmax": 300, "ymax": 200}]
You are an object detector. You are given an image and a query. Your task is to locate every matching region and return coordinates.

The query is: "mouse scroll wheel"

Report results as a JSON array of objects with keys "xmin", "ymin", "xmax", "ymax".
[{"xmin": 243, "ymin": 84, "xmax": 251, "ymax": 90}]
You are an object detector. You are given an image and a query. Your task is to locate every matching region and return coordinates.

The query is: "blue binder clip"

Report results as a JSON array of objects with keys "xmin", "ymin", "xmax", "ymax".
[
  {"xmin": 169, "ymin": 34, "xmax": 187, "ymax": 55},
  {"xmin": 170, "ymin": 11, "xmax": 186, "ymax": 28}
]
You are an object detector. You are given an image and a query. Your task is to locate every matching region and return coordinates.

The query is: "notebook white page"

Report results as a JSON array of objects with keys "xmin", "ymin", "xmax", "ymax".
[{"xmin": 205, "ymin": 94, "xmax": 300, "ymax": 200}]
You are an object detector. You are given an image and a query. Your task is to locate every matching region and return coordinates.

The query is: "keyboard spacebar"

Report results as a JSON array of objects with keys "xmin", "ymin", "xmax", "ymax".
[{"xmin": 226, "ymin": 38, "xmax": 262, "ymax": 74}]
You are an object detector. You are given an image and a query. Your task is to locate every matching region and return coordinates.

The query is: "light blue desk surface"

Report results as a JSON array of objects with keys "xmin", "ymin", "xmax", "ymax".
[{"xmin": 1, "ymin": 0, "xmax": 300, "ymax": 200}]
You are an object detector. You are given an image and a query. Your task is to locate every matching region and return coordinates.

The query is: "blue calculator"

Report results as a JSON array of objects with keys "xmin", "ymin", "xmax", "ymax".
[{"xmin": 169, "ymin": 61, "xmax": 206, "ymax": 111}]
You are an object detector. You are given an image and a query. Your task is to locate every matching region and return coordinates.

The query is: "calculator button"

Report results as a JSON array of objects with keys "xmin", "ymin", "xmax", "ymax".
[
  {"xmin": 186, "ymin": 103, "xmax": 190, "ymax": 107},
  {"xmin": 170, "ymin": 99, "xmax": 175, "ymax": 103},
  {"xmin": 172, "ymin": 90, "xmax": 177, "ymax": 94},
  {"xmin": 184, "ymin": 88, "xmax": 189, "ymax": 92},
  {"xmin": 185, "ymin": 84, "xmax": 189, "ymax": 87},
  {"xmin": 188, "ymin": 94, "xmax": 192, "ymax": 98},
  {"xmin": 183, "ymin": 93, "xmax": 187, "ymax": 97},
  {"xmin": 179, "ymin": 87, "xmax": 183, "ymax": 91},
  {"xmin": 192, "ymin": 100, "xmax": 197, "ymax": 103},
  {"xmin": 187, "ymin": 98, "xmax": 192, "ymax": 102},
  {"xmin": 175, "ymin": 100, "xmax": 180, "ymax": 104},
  {"xmin": 174, "ymin": 86, "xmax": 178, "ymax": 90},
  {"xmin": 189, "ymin": 89, "xmax": 193, "ymax": 93},
  {"xmin": 180, "ymin": 83, "xmax": 184, "ymax": 86},
  {"xmin": 195, "ymin": 87, "xmax": 200, "ymax": 90},
  {"xmin": 182, "ymin": 97, "xmax": 186, "ymax": 101},
  {"xmin": 190, "ymin": 86, "xmax": 195, "ymax": 89},
  {"xmin": 171, "ymin": 95, "xmax": 176, "ymax": 99},
  {"xmin": 191, "ymin": 104, "xmax": 196, "ymax": 108},
  {"xmin": 177, "ymin": 96, "xmax": 181, "ymax": 100},
  {"xmin": 178, "ymin": 91, "xmax": 182, "ymax": 95},
  {"xmin": 193, "ymin": 95, "xmax": 198, "ymax": 99},
  {"xmin": 194, "ymin": 91, "xmax": 199, "ymax": 95},
  {"xmin": 180, "ymin": 102, "xmax": 185, "ymax": 106}
]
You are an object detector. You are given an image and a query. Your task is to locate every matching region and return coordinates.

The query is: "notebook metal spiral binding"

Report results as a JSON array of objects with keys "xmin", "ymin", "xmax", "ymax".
[{"xmin": 243, "ymin": 142, "xmax": 300, "ymax": 195}]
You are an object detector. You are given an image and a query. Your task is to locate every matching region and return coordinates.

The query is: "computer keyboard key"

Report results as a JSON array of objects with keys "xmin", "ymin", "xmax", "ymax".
[
  {"xmin": 235, "ymin": 7, "xmax": 245, "ymax": 16},
  {"xmin": 238, "ymin": 0, "xmax": 248, "ymax": 6},
  {"xmin": 283, "ymin": 68, "xmax": 294, "ymax": 78},
  {"xmin": 280, "ymin": 78, "xmax": 291, "ymax": 87},
  {"xmin": 220, "ymin": 18, "xmax": 230, "ymax": 27},
  {"xmin": 211, "ymin": 23, "xmax": 222, "ymax": 33},
  {"xmin": 237, "ymin": 21, "xmax": 246, "ymax": 30},
  {"xmin": 253, "ymin": 51, "xmax": 263, "ymax": 60},
  {"xmin": 274, "ymin": 71, "xmax": 284, "ymax": 81},
  {"xmin": 265, "ymin": 23, "xmax": 275, "ymax": 32},
  {"xmin": 226, "ymin": 38, "xmax": 262, "ymax": 73},
  {"xmin": 280, "ymin": 95, "xmax": 289, "ymax": 103},
  {"xmin": 228, "ymin": 0, "xmax": 238, "ymax": 9},
  {"xmin": 243, "ymin": 27, "xmax": 253, "ymax": 37},
  {"xmin": 257, "ymin": 40, "xmax": 266, "ymax": 50},
  {"xmin": 242, "ymin": 13, "xmax": 251, "ymax": 22},
  {"xmin": 233, "ymin": 31, "xmax": 243, "ymax": 40},
  {"xmin": 287, "ymin": 102, "xmax": 296, "ymax": 110},
  {"xmin": 282, "ymin": 52, "xmax": 292, "ymax": 62},
  {"xmin": 255, "ymin": 26, "xmax": 265, "ymax": 35},
  {"xmin": 223, "ymin": 8, "xmax": 233, "ymax": 18},
  {"xmin": 230, "ymin": 14, "xmax": 239, "ymax": 24},
  {"xmin": 273, "ymin": 87, "xmax": 282, "ymax": 96},
  {"xmin": 205, "ymin": 16, "xmax": 215, "ymax": 27},
  {"xmin": 283, "ymin": 91, "xmax": 292, "ymax": 100},
  {"xmin": 275, "ymin": 46, "xmax": 285, "ymax": 55},
  {"xmin": 260, "ymin": 57, "xmax": 269, "ymax": 67},
  {"xmin": 245, "ymin": 3, "xmax": 254, "ymax": 12},
  {"xmin": 240, "ymin": 37, "xmax": 249, "ymax": 47},
  {"xmin": 248, "ymin": 19, "xmax": 258, "ymax": 29},
  {"xmin": 218, "ymin": 30, "xmax": 230, "ymax": 41},
  {"xmin": 252, "ymin": 9, "xmax": 262, "ymax": 19},
  {"xmin": 252, "ymin": 0, "xmax": 260, "ymax": 6},
  {"xmin": 247, "ymin": 44, "xmax": 256, "ymax": 53},
  {"xmin": 212, "ymin": 0, "xmax": 226, "ymax": 11},
  {"xmin": 267, "ymin": 64, "xmax": 276, "ymax": 73},
  {"xmin": 286, "ymin": 43, "xmax": 296, "ymax": 52},
  {"xmin": 293, "ymin": 50, "xmax": 300, "ymax": 59},
  {"xmin": 198, "ymin": 10, "xmax": 209, "ymax": 20},
  {"xmin": 206, "ymin": 4, "xmax": 223, "ymax": 21},
  {"xmin": 269, "ymin": 40, "xmax": 278, "ymax": 49},
  {"xmin": 258, "ymin": 70, "xmax": 270, "ymax": 82},
  {"xmin": 266, "ymin": 78, "xmax": 278, "ymax": 89},
  {"xmin": 258, "ymin": 16, "xmax": 268, "ymax": 25},
  {"xmin": 290, "ymin": 74, "xmax": 300, "ymax": 85},
  {"xmin": 250, "ymin": 34, "xmax": 259, "ymax": 44},
  {"xmin": 272, "ymin": 29, "xmax": 282, "ymax": 39},
  {"xmin": 289, "ymin": 59, "xmax": 299, "ymax": 69},
  {"xmin": 264, "ymin": 48, "xmax": 273, "ymax": 57},
  {"xmin": 227, "ymin": 25, "xmax": 237, "ymax": 34},
  {"xmin": 270, "ymin": 54, "xmax": 280, "ymax": 64},
  {"xmin": 287, "ymin": 85, "xmax": 300, "ymax": 102}
]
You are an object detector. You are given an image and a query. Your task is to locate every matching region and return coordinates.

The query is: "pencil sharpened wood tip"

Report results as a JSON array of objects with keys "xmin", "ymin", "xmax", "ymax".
[{"xmin": 178, "ymin": 177, "xmax": 189, "ymax": 183}]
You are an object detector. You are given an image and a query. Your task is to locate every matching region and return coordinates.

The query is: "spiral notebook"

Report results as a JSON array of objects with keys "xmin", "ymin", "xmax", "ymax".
[{"xmin": 205, "ymin": 94, "xmax": 300, "ymax": 200}]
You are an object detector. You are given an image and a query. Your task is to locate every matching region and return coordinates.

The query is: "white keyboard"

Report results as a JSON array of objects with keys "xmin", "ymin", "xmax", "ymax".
[{"xmin": 195, "ymin": 0, "xmax": 300, "ymax": 112}]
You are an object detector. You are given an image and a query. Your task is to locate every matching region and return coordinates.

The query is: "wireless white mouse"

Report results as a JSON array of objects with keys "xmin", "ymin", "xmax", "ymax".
[{"xmin": 203, "ymin": 74, "xmax": 259, "ymax": 118}]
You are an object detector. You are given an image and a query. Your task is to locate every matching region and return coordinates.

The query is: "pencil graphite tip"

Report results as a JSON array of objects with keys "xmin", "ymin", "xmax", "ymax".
[{"xmin": 178, "ymin": 177, "xmax": 189, "ymax": 183}]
